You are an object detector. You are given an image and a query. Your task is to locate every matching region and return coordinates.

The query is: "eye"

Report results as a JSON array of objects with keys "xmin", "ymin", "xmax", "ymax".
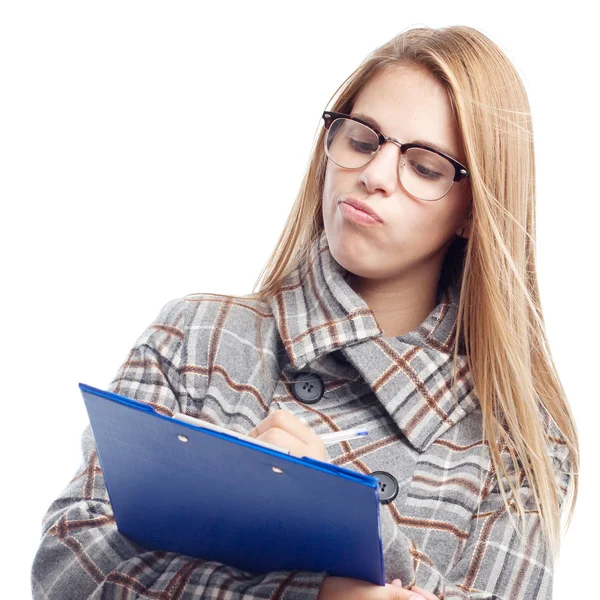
[
  {"xmin": 350, "ymin": 138, "xmax": 378, "ymax": 154},
  {"xmin": 409, "ymin": 160, "xmax": 441, "ymax": 179}
]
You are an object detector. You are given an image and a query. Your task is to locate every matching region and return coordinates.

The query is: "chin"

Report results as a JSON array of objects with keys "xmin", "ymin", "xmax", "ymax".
[{"xmin": 329, "ymin": 238, "xmax": 370, "ymax": 278}]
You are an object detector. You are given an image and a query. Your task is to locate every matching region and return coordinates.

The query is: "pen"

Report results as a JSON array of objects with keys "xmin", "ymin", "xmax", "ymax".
[{"xmin": 319, "ymin": 428, "xmax": 369, "ymax": 445}]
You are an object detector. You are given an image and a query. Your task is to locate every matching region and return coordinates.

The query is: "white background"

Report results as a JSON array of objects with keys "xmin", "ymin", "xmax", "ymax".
[{"xmin": 2, "ymin": 1, "xmax": 596, "ymax": 597}]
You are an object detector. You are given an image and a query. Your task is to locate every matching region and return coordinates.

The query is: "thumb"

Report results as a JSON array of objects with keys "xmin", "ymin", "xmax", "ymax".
[{"xmin": 384, "ymin": 585, "xmax": 425, "ymax": 600}]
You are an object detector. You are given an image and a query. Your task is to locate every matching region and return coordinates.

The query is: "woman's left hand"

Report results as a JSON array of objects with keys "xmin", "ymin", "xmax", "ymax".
[
  {"xmin": 391, "ymin": 580, "xmax": 440, "ymax": 599},
  {"xmin": 408, "ymin": 586, "xmax": 439, "ymax": 599},
  {"xmin": 247, "ymin": 409, "xmax": 327, "ymax": 461}
]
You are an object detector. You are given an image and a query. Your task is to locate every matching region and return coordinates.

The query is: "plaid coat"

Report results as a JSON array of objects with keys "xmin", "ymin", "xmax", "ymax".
[{"xmin": 31, "ymin": 229, "xmax": 571, "ymax": 599}]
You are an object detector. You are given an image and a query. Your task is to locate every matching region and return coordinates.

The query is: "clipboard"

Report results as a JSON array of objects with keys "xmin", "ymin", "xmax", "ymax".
[{"xmin": 79, "ymin": 382, "xmax": 386, "ymax": 585}]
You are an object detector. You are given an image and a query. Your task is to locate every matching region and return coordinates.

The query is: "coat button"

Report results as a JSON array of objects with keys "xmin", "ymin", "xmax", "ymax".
[
  {"xmin": 370, "ymin": 471, "xmax": 399, "ymax": 505},
  {"xmin": 290, "ymin": 372, "xmax": 325, "ymax": 404}
]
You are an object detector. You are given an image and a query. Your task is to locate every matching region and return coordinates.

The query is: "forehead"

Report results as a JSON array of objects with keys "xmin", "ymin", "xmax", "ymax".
[{"xmin": 351, "ymin": 65, "xmax": 465, "ymax": 162}]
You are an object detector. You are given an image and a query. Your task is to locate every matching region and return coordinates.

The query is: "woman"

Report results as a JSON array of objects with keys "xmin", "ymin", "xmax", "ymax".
[{"xmin": 31, "ymin": 24, "xmax": 578, "ymax": 600}]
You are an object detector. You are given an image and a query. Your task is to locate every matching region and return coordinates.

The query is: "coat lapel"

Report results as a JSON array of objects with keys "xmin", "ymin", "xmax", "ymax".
[{"xmin": 270, "ymin": 229, "xmax": 479, "ymax": 452}]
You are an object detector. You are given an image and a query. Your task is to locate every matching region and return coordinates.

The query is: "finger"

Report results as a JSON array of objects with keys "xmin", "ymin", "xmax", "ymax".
[
  {"xmin": 307, "ymin": 440, "xmax": 326, "ymax": 461},
  {"xmin": 255, "ymin": 428, "xmax": 308, "ymax": 459},
  {"xmin": 409, "ymin": 585, "xmax": 439, "ymax": 599},
  {"xmin": 254, "ymin": 428, "xmax": 325, "ymax": 461},
  {"xmin": 250, "ymin": 410, "xmax": 318, "ymax": 445},
  {"xmin": 383, "ymin": 584, "xmax": 426, "ymax": 598}
]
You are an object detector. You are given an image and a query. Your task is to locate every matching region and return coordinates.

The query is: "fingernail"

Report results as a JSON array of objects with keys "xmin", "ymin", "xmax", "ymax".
[{"xmin": 391, "ymin": 578, "xmax": 402, "ymax": 586}]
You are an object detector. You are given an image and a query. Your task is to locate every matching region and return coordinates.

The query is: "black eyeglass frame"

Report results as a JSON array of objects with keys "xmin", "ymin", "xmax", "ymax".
[{"xmin": 321, "ymin": 111, "xmax": 470, "ymax": 185}]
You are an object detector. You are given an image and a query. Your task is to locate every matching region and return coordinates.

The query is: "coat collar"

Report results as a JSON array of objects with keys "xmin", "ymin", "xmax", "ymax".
[{"xmin": 270, "ymin": 229, "xmax": 479, "ymax": 452}]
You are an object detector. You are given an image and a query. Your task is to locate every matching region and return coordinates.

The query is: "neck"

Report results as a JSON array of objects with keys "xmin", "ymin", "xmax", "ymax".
[{"xmin": 347, "ymin": 271, "xmax": 441, "ymax": 339}]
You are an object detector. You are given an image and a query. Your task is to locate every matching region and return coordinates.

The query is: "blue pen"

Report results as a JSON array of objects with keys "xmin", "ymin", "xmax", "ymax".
[{"xmin": 319, "ymin": 428, "xmax": 369, "ymax": 445}]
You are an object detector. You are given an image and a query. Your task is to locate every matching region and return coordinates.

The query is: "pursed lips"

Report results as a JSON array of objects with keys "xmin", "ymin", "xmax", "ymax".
[{"xmin": 339, "ymin": 197, "xmax": 383, "ymax": 223}]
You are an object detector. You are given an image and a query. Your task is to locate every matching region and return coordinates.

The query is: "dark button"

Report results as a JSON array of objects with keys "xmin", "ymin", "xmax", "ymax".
[
  {"xmin": 290, "ymin": 372, "xmax": 325, "ymax": 404},
  {"xmin": 370, "ymin": 471, "xmax": 399, "ymax": 505}
]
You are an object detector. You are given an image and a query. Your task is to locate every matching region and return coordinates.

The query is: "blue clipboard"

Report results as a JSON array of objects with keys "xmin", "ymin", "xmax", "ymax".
[{"xmin": 79, "ymin": 382, "xmax": 386, "ymax": 585}]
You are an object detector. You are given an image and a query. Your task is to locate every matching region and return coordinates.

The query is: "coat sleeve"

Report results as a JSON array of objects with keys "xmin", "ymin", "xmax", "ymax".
[
  {"xmin": 30, "ymin": 297, "xmax": 328, "ymax": 600},
  {"xmin": 380, "ymin": 425, "xmax": 572, "ymax": 600}
]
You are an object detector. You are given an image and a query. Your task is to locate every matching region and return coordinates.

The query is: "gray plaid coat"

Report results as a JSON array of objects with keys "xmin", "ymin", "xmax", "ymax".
[{"xmin": 31, "ymin": 229, "xmax": 571, "ymax": 599}]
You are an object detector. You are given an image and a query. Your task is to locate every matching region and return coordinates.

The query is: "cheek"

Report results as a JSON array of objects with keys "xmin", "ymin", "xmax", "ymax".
[
  {"xmin": 322, "ymin": 165, "xmax": 338, "ymax": 206},
  {"xmin": 322, "ymin": 165, "xmax": 348, "ymax": 226},
  {"xmin": 413, "ymin": 198, "xmax": 453, "ymax": 232},
  {"xmin": 385, "ymin": 203, "xmax": 452, "ymax": 254}
]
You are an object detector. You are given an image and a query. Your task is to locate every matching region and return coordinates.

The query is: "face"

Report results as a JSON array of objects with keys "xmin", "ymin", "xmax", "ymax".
[{"xmin": 322, "ymin": 64, "xmax": 472, "ymax": 286}]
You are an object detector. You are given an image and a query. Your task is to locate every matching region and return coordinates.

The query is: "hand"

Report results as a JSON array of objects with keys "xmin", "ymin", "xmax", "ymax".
[
  {"xmin": 391, "ymin": 580, "xmax": 441, "ymax": 600},
  {"xmin": 247, "ymin": 409, "xmax": 326, "ymax": 461},
  {"xmin": 405, "ymin": 584, "xmax": 440, "ymax": 599},
  {"xmin": 317, "ymin": 576, "xmax": 430, "ymax": 599}
]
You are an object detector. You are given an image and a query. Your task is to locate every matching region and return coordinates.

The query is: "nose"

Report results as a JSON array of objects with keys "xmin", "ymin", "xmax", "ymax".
[
  {"xmin": 360, "ymin": 138, "xmax": 404, "ymax": 193},
  {"xmin": 382, "ymin": 137, "xmax": 406, "ymax": 167}
]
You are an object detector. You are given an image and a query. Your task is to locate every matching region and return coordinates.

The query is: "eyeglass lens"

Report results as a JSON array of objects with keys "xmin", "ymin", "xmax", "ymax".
[{"xmin": 324, "ymin": 118, "xmax": 456, "ymax": 201}]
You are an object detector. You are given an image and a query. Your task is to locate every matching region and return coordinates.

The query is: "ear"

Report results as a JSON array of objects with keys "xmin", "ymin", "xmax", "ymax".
[
  {"xmin": 456, "ymin": 215, "xmax": 472, "ymax": 239},
  {"xmin": 456, "ymin": 196, "xmax": 473, "ymax": 239}
]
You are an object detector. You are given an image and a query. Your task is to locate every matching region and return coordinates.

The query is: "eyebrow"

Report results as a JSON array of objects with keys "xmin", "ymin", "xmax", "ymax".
[{"xmin": 350, "ymin": 112, "xmax": 457, "ymax": 159}]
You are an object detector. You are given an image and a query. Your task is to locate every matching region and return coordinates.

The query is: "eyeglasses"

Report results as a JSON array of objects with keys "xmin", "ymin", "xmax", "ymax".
[{"xmin": 321, "ymin": 111, "xmax": 469, "ymax": 201}]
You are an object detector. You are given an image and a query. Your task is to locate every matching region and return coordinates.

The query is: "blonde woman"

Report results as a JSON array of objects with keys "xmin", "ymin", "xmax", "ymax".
[{"xmin": 31, "ymin": 25, "xmax": 578, "ymax": 600}]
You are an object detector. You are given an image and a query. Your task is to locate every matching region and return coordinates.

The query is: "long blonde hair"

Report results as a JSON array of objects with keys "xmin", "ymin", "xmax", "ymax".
[{"xmin": 187, "ymin": 24, "xmax": 578, "ymax": 563}]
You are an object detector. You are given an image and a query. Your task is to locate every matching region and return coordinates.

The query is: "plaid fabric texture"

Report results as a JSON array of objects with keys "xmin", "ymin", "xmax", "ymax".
[{"xmin": 31, "ymin": 229, "xmax": 571, "ymax": 599}]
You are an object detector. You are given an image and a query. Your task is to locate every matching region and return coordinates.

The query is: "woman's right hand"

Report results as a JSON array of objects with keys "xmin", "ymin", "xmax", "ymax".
[{"xmin": 317, "ymin": 576, "xmax": 426, "ymax": 600}]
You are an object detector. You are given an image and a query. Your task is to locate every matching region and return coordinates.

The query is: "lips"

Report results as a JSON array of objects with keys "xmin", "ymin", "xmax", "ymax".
[{"xmin": 339, "ymin": 197, "xmax": 383, "ymax": 223}]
